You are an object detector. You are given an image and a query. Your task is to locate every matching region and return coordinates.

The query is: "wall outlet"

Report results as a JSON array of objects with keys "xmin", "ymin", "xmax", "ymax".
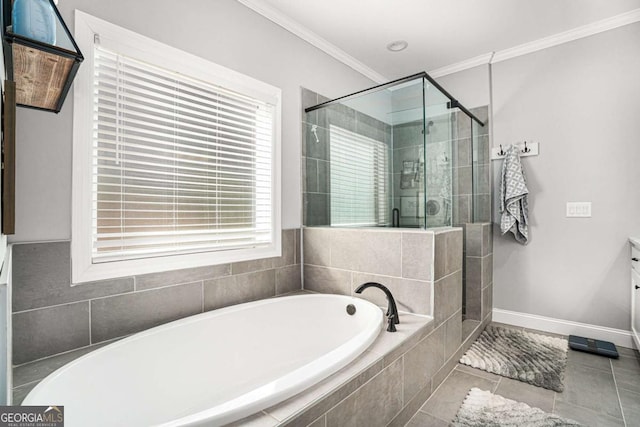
[{"xmin": 566, "ymin": 202, "xmax": 592, "ymax": 218}]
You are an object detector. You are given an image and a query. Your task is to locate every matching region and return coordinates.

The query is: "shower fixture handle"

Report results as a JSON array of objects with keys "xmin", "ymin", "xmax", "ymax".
[
  {"xmin": 386, "ymin": 313, "xmax": 397, "ymax": 332},
  {"xmin": 310, "ymin": 124, "xmax": 320, "ymax": 143}
]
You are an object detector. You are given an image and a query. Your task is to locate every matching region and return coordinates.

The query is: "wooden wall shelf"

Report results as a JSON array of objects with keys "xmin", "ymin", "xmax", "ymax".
[
  {"xmin": 12, "ymin": 43, "xmax": 75, "ymax": 111},
  {"xmin": 2, "ymin": 0, "xmax": 83, "ymax": 113}
]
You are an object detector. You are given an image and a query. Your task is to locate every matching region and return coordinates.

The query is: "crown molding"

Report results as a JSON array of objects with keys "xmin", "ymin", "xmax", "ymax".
[
  {"xmin": 430, "ymin": 8, "xmax": 640, "ymax": 77},
  {"xmin": 238, "ymin": 1, "xmax": 640, "ymax": 82},
  {"xmin": 237, "ymin": 0, "xmax": 388, "ymax": 84},
  {"xmin": 491, "ymin": 7, "xmax": 640, "ymax": 64},
  {"xmin": 428, "ymin": 53, "xmax": 494, "ymax": 78}
]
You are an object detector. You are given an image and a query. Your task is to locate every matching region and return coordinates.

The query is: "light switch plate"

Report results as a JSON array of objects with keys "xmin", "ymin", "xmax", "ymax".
[{"xmin": 566, "ymin": 202, "xmax": 592, "ymax": 218}]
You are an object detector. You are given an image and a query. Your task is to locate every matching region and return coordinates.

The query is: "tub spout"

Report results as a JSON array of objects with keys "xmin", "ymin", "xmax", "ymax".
[{"xmin": 355, "ymin": 282, "xmax": 399, "ymax": 332}]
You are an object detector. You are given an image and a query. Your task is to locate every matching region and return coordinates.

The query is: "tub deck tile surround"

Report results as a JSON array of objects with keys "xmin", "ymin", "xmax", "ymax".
[
  {"xmin": 90, "ymin": 281, "xmax": 203, "ymax": 343},
  {"xmin": 13, "ymin": 223, "xmax": 488, "ymax": 424},
  {"xmin": 402, "ymin": 326, "xmax": 445, "ymax": 402},
  {"xmin": 444, "ymin": 309, "xmax": 463, "ymax": 358},
  {"xmin": 401, "ymin": 232, "xmax": 434, "ymax": 281},
  {"xmin": 11, "ymin": 229, "xmax": 301, "ymax": 368},
  {"xmin": 302, "ymin": 227, "xmax": 330, "ymax": 267},
  {"xmin": 12, "ymin": 242, "xmax": 135, "ymax": 312},
  {"xmin": 298, "ymin": 226, "xmax": 478, "ymax": 425},
  {"xmin": 303, "ymin": 265, "xmax": 351, "ymax": 295},
  {"xmin": 264, "ymin": 311, "xmax": 488, "ymax": 427},
  {"xmin": 13, "ymin": 302, "xmax": 90, "ymax": 365},
  {"xmin": 303, "ymin": 227, "xmax": 440, "ymax": 317},
  {"xmin": 275, "ymin": 264, "xmax": 302, "ymax": 295},
  {"xmin": 295, "ymin": 229, "xmax": 301, "ymax": 265},
  {"xmin": 274, "ymin": 228, "xmax": 297, "ymax": 268},
  {"xmin": 227, "ymin": 412, "xmax": 282, "ymax": 427},
  {"xmin": 434, "ymin": 229, "xmax": 463, "ymax": 280},
  {"xmin": 352, "ymin": 272, "xmax": 431, "ymax": 316},
  {"xmin": 264, "ymin": 348, "xmax": 387, "ymax": 426},
  {"xmin": 135, "ymin": 264, "xmax": 231, "ymax": 291},
  {"xmin": 434, "ymin": 270, "xmax": 463, "ymax": 325},
  {"xmin": 464, "ymin": 223, "xmax": 493, "ymax": 322},
  {"xmin": 325, "ymin": 358, "xmax": 404, "ymax": 426},
  {"xmin": 330, "ymin": 229, "xmax": 402, "ymax": 277},
  {"xmin": 11, "ymin": 225, "xmax": 463, "ymax": 422},
  {"xmin": 259, "ymin": 314, "xmax": 434, "ymax": 426},
  {"xmin": 203, "ymin": 269, "xmax": 277, "ymax": 311}
]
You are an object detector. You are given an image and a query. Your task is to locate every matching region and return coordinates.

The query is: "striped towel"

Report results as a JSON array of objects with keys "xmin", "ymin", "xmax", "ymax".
[{"xmin": 500, "ymin": 144, "xmax": 529, "ymax": 244}]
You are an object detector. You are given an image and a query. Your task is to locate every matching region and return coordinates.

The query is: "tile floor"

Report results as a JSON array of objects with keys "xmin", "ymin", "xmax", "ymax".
[{"xmin": 406, "ymin": 323, "xmax": 640, "ymax": 427}]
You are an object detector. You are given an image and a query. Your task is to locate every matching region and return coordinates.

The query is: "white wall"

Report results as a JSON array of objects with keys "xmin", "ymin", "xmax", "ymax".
[
  {"xmin": 441, "ymin": 23, "xmax": 640, "ymax": 331},
  {"xmin": 491, "ymin": 23, "xmax": 640, "ymax": 331},
  {"xmin": 435, "ymin": 65, "xmax": 491, "ymax": 109},
  {"xmin": 11, "ymin": 0, "xmax": 373, "ymax": 242}
]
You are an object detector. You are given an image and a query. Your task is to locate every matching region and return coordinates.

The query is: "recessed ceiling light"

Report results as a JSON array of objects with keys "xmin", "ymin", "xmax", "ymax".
[{"xmin": 386, "ymin": 40, "xmax": 408, "ymax": 52}]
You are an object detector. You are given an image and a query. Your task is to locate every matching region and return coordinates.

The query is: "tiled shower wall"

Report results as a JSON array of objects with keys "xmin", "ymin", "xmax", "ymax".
[
  {"xmin": 450, "ymin": 106, "xmax": 491, "ymax": 320},
  {"xmin": 394, "ymin": 109, "xmax": 491, "ymax": 229},
  {"xmin": 301, "ymin": 89, "xmax": 391, "ymax": 226},
  {"xmin": 392, "ymin": 118, "xmax": 452, "ymax": 228},
  {"xmin": 452, "ymin": 106, "xmax": 491, "ymax": 226},
  {"xmin": 11, "ymin": 229, "xmax": 301, "ymax": 366}
]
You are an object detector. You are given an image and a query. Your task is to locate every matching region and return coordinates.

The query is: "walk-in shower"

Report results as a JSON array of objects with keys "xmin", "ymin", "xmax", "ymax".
[{"xmin": 302, "ymin": 72, "xmax": 487, "ymax": 230}]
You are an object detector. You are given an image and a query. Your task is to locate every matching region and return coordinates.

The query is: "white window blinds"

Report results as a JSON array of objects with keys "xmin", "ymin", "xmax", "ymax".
[
  {"xmin": 92, "ymin": 45, "xmax": 275, "ymax": 263},
  {"xmin": 329, "ymin": 125, "xmax": 389, "ymax": 226}
]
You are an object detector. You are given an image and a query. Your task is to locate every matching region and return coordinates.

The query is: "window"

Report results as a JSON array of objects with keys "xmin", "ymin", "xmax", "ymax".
[
  {"xmin": 72, "ymin": 12, "xmax": 281, "ymax": 283},
  {"xmin": 329, "ymin": 125, "xmax": 389, "ymax": 226}
]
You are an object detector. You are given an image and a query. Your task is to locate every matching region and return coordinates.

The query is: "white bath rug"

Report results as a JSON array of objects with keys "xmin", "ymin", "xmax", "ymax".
[
  {"xmin": 460, "ymin": 325, "xmax": 568, "ymax": 392},
  {"xmin": 452, "ymin": 388, "xmax": 581, "ymax": 426}
]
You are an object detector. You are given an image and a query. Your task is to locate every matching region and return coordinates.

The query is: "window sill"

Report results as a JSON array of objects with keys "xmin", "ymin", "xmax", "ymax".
[{"xmin": 71, "ymin": 244, "xmax": 281, "ymax": 285}]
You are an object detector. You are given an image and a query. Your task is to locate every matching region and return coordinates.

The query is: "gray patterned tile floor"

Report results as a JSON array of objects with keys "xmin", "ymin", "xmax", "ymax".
[{"xmin": 407, "ymin": 323, "xmax": 640, "ymax": 427}]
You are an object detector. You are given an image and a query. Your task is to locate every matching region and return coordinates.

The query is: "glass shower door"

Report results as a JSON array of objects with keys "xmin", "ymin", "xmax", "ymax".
[{"xmin": 423, "ymin": 80, "xmax": 454, "ymax": 228}]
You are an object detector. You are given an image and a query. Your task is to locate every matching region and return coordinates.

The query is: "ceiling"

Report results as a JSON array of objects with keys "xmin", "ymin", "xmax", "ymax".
[{"xmin": 248, "ymin": 0, "xmax": 640, "ymax": 80}]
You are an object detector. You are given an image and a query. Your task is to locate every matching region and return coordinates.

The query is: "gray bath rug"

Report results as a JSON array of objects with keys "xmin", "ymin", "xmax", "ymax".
[
  {"xmin": 452, "ymin": 388, "xmax": 581, "ymax": 426},
  {"xmin": 459, "ymin": 325, "xmax": 568, "ymax": 392}
]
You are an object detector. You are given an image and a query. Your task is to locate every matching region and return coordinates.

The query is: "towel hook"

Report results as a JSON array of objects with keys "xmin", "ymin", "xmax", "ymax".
[
  {"xmin": 521, "ymin": 141, "xmax": 531, "ymax": 154},
  {"xmin": 498, "ymin": 144, "xmax": 506, "ymax": 156}
]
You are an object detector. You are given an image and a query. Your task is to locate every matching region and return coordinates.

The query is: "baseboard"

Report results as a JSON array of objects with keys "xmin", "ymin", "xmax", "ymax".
[{"xmin": 493, "ymin": 308, "xmax": 635, "ymax": 349}]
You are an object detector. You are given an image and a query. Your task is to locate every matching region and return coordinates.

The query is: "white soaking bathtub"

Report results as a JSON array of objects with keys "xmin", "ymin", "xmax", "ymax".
[{"xmin": 22, "ymin": 294, "xmax": 384, "ymax": 426}]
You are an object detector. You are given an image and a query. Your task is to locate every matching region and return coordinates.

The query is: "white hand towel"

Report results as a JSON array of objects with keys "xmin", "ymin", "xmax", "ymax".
[{"xmin": 500, "ymin": 144, "xmax": 529, "ymax": 244}]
